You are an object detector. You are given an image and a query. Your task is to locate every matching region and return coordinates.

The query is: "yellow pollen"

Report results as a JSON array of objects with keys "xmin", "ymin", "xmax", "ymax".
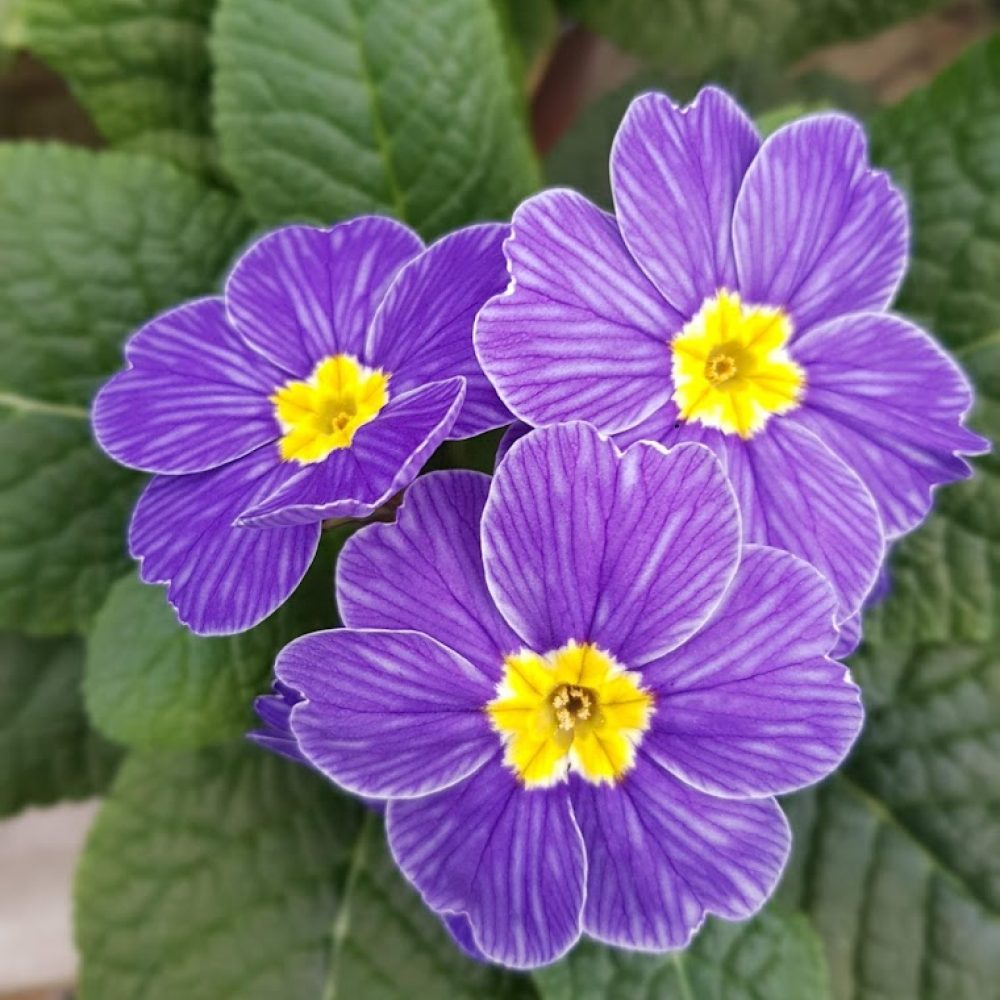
[
  {"xmin": 486, "ymin": 641, "xmax": 653, "ymax": 788},
  {"xmin": 270, "ymin": 354, "xmax": 389, "ymax": 464},
  {"xmin": 670, "ymin": 290, "xmax": 805, "ymax": 439}
]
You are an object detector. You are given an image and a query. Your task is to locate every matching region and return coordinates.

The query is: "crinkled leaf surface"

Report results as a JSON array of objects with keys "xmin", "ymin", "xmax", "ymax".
[
  {"xmin": 212, "ymin": 0, "xmax": 540, "ymax": 237},
  {"xmin": 777, "ymin": 36, "xmax": 1000, "ymax": 1000},
  {"xmin": 85, "ymin": 532, "xmax": 347, "ymax": 751},
  {"xmin": 75, "ymin": 744, "xmax": 366, "ymax": 1000},
  {"xmin": 0, "ymin": 144, "xmax": 250, "ymax": 409},
  {"xmin": 561, "ymin": 0, "xmax": 947, "ymax": 71},
  {"xmin": 22, "ymin": 0, "xmax": 219, "ymax": 174},
  {"xmin": 534, "ymin": 910, "xmax": 830, "ymax": 1000},
  {"xmin": 0, "ymin": 412, "xmax": 138, "ymax": 634},
  {"xmin": 0, "ymin": 631, "xmax": 119, "ymax": 818},
  {"xmin": 327, "ymin": 814, "xmax": 538, "ymax": 999},
  {"xmin": 0, "ymin": 144, "xmax": 250, "ymax": 633}
]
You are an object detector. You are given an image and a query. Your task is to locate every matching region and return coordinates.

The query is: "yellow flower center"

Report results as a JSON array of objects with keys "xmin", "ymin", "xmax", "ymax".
[
  {"xmin": 670, "ymin": 290, "xmax": 805, "ymax": 439},
  {"xmin": 271, "ymin": 354, "xmax": 389, "ymax": 464},
  {"xmin": 487, "ymin": 641, "xmax": 653, "ymax": 788}
]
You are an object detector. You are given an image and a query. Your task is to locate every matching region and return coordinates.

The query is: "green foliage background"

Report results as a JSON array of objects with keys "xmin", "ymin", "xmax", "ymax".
[{"xmin": 0, "ymin": 0, "xmax": 998, "ymax": 997}]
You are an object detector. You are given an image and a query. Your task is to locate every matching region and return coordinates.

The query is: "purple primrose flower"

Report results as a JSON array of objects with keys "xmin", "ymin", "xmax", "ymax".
[
  {"xmin": 93, "ymin": 218, "xmax": 511, "ymax": 635},
  {"xmin": 266, "ymin": 422, "xmax": 863, "ymax": 968},
  {"xmin": 475, "ymin": 87, "xmax": 988, "ymax": 626}
]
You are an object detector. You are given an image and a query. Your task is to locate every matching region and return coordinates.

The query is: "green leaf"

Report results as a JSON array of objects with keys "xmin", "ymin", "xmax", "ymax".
[
  {"xmin": 75, "ymin": 743, "xmax": 365, "ymax": 1000},
  {"xmin": 562, "ymin": 0, "xmax": 947, "ymax": 72},
  {"xmin": 492, "ymin": 0, "xmax": 558, "ymax": 85},
  {"xmin": 22, "ymin": 0, "xmax": 219, "ymax": 174},
  {"xmin": 0, "ymin": 631, "xmax": 119, "ymax": 818},
  {"xmin": 326, "ymin": 814, "xmax": 537, "ymax": 999},
  {"xmin": 85, "ymin": 531, "xmax": 348, "ymax": 751},
  {"xmin": 0, "ymin": 412, "xmax": 139, "ymax": 635},
  {"xmin": 212, "ymin": 0, "xmax": 541, "ymax": 238},
  {"xmin": 533, "ymin": 910, "xmax": 830, "ymax": 1000},
  {"xmin": 0, "ymin": 143, "xmax": 251, "ymax": 410},
  {"xmin": 775, "ymin": 36, "xmax": 1000, "ymax": 1000}
]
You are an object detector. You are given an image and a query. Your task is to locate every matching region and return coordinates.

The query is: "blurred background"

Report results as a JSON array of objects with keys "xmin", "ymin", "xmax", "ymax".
[{"xmin": 1, "ymin": 0, "xmax": 998, "ymax": 997}]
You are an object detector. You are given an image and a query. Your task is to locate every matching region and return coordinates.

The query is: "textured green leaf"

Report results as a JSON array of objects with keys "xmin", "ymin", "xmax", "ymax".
[
  {"xmin": 492, "ymin": 0, "xmax": 558, "ymax": 84},
  {"xmin": 562, "ymin": 0, "xmax": 946, "ymax": 71},
  {"xmin": 85, "ymin": 531, "xmax": 347, "ymax": 751},
  {"xmin": 213, "ymin": 0, "xmax": 540, "ymax": 238},
  {"xmin": 0, "ymin": 631, "xmax": 119, "ymax": 818},
  {"xmin": 0, "ymin": 144, "xmax": 250, "ymax": 409},
  {"xmin": 0, "ymin": 412, "xmax": 138, "ymax": 634},
  {"xmin": 327, "ymin": 814, "xmax": 537, "ymax": 999},
  {"xmin": 75, "ymin": 743, "xmax": 365, "ymax": 1000},
  {"xmin": 776, "ymin": 36, "xmax": 1000, "ymax": 1000},
  {"xmin": 533, "ymin": 910, "xmax": 830, "ymax": 1000},
  {"xmin": 23, "ymin": 0, "xmax": 218, "ymax": 174}
]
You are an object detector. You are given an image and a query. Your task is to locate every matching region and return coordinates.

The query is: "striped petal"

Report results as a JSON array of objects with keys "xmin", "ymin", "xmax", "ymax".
[
  {"xmin": 388, "ymin": 760, "xmax": 584, "ymax": 969},
  {"xmin": 226, "ymin": 218, "xmax": 423, "ymax": 376},
  {"xmin": 276, "ymin": 629, "xmax": 495, "ymax": 799},
  {"xmin": 237, "ymin": 377, "xmax": 465, "ymax": 528},
  {"xmin": 611, "ymin": 87, "xmax": 760, "ymax": 317},
  {"xmin": 733, "ymin": 114, "xmax": 908, "ymax": 334},
  {"xmin": 130, "ymin": 449, "xmax": 320, "ymax": 635},
  {"xmin": 792, "ymin": 312, "xmax": 988, "ymax": 538},
  {"xmin": 337, "ymin": 471, "xmax": 522, "ymax": 680},
  {"xmin": 474, "ymin": 189, "xmax": 679, "ymax": 434},
  {"xmin": 570, "ymin": 757, "xmax": 790, "ymax": 950},
  {"xmin": 365, "ymin": 223, "xmax": 512, "ymax": 437},
  {"xmin": 93, "ymin": 299, "xmax": 282, "ymax": 475},
  {"xmin": 643, "ymin": 546, "xmax": 862, "ymax": 798},
  {"xmin": 483, "ymin": 422, "xmax": 740, "ymax": 665}
]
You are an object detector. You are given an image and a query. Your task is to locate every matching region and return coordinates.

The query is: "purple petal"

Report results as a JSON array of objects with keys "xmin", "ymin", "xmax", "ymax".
[
  {"xmin": 483, "ymin": 423, "xmax": 740, "ymax": 665},
  {"xmin": 275, "ymin": 629, "xmax": 495, "ymax": 799},
  {"xmin": 130, "ymin": 449, "xmax": 320, "ymax": 635},
  {"xmin": 611, "ymin": 88, "xmax": 760, "ymax": 317},
  {"xmin": 495, "ymin": 421, "xmax": 531, "ymax": 467},
  {"xmin": 792, "ymin": 312, "xmax": 988, "ymax": 538},
  {"xmin": 708, "ymin": 421, "xmax": 884, "ymax": 622},
  {"xmin": 249, "ymin": 681, "xmax": 309, "ymax": 766},
  {"xmin": 474, "ymin": 189, "xmax": 679, "ymax": 434},
  {"xmin": 237, "ymin": 377, "xmax": 465, "ymax": 528},
  {"xmin": 226, "ymin": 218, "xmax": 423, "ymax": 376},
  {"xmin": 832, "ymin": 613, "xmax": 862, "ymax": 658},
  {"xmin": 733, "ymin": 114, "xmax": 908, "ymax": 333},
  {"xmin": 337, "ymin": 471, "xmax": 521, "ymax": 680},
  {"xmin": 93, "ymin": 299, "xmax": 282, "ymax": 475},
  {"xmin": 365, "ymin": 224, "xmax": 512, "ymax": 437},
  {"xmin": 642, "ymin": 545, "xmax": 862, "ymax": 798},
  {"xmin": 387, "ymin": 759, "xmax": 584, "ymax": 969},
  {"xmin": 570, "ymin": 757, "xmax": 790, "ymax": 950},
  {"xmin": 442, "ymin": 913, "xmax": 489, "ymax": 963}
]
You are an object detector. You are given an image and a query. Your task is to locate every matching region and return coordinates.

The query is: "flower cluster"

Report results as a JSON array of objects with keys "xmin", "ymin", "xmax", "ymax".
[{"xmin": 94, "ymin": 88, "xmax": 985, "ymax": 968}]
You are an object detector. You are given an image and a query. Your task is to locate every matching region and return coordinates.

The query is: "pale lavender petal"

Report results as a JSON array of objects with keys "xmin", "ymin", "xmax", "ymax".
[
  {"xmin": 388, "ymin": 759, "xmax": 584, "ymax": 969},
  {"xmin": 275, "ymin": 629, "xmax": 494, "ymax": 799},
  {"xmin": 701, "ymin": 421, "xmax": 884, "ymax": 623},
  {"xmin": 249, "ymin": 681, "xmax": 309, "ymax": 766},
  {"xmin": 365, "ymin": 224, "xmax": 511, "ymax": 437},
  {"xmin": 474, "ymin": 189, "xmax": 679, "ymax": 434},
  {"xmin": 611, "ymin": 87, "xmax": 760, "ymax": 317},
  {"xmin": 226, "ymin": 218, "xmax": 423, "ymax": 376},
  {"xmin": 93, "ymin": 299, "xmax": 282, "ymax": 475},
  {"xmin": 130, "ymin": 449, "xmax": 320, "ymax": 635},
  {"xmin": 733, "ymin": 114, "xmax": 908, "ymax": 332},
  {"xmin": 483, "ymin": 423, "xmax": 740, "ymax": 665},
  {"xmin": 792, "ymin": 312, "xmax": 988, "ymax": 537},
  {"xmin": 337, "ymin": 471, "xmax": 521, "ymax": 680},
  {"xmin": 832, "ymin": 613, "xmax": 862, "ymax": 658},
  {"xmin": 570, "ymin": 758, "xmax": 790, "ymax": 950},
  {"xmin": 643, "ymin": 546, "xmax": 862, "ymax": 798},
  {"xmin": 237, "ymin": 377, "xmax": 465, "ymax": 528}
]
